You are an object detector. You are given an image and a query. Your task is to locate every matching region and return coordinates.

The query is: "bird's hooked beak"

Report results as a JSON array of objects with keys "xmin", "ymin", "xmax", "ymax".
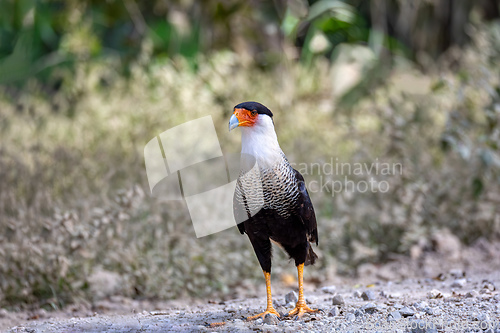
[
  {"xmin": 229, "ymin": 108, "xmax": 258, "ymax": 131},
  {"xmin": 229, "ymin": 114, "xmax": 239, "ymax": 132}
]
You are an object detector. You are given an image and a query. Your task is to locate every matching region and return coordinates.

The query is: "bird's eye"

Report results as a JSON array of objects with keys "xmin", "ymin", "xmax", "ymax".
[{"xmin": 251, "ymin": 110, "xmax": 257, "ymax": 116}]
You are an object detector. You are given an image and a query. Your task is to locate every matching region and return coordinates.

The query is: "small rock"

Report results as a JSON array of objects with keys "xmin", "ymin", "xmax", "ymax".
[
  {"xmin": 424, "ymin": 307, "xmax": 437, "ymax": 315},
  {"xmin": 388, "ymin": 311, "xmax": 402, "ymax": 321},
  {"xmin": 354, "ymin": 309, "xmax": 364, "ymax": 317},
  {"xmin": 408, "ymin": 320, "xmax": 438, "ymax": 333},
  {"xmin": 449, "ymin": 269, "xmax": 465, "ymax": 278},
  {"xmin": 321, "ymin": 285, "xmax": 336, "ymax": 294},
  {"xmin": 328, "ymin": 306, "xmax": 340, "ymax": 317},
  {"xmin": 36, "ymin": 309, "xmax": 47, "ymax": 319},
  {"xmin": 413, "ymin": 301, "xmax": 429, "ymax": 311},
  {"xmin": 353, "ymin": 290, "xmax": 362, "ymax": 298},
  {"xmin": 466, "ymin": 290, "xmax": 479, "ymax": 298},
  {"xmin": 472, "ymin": 312, "xmax": 489, "ymax": 322},
  {"xmin": 388, "ymin": 292, "xmax": 402, "ymax": 298},
  {"xmin": 306, "ymin": 297, "xmax": 316, "ymax": 304},
  {"xmin": 432, "ymin": 307, "xmax": 442, "ymax": 316},
  {"xmin": 332, "ymin": 294, "xmax": 345, "ymax": 306},
  {"xmin": 451, "ymin": 278, "xmax": 467, "ymax": 288},
  {"xmin": 274, "ymin": 306, "xmax": 286, "ymax": 317},
  {"xmin": 399, "ymin": 306, "xmax": 416, "ymax": 317},
  {"xmin": 0, "ymin": 309, "xmax": 8, "ymax": 318},
  {"xmin": 428, "ymin": 289, "xmax": 443, "ymax": 299},
  {"xmin": 285, "ymin": 291, "xmax": 298, "ymax": 305},
  {"xmin": 361, "ymin": 290, "xmax": 376, "ymax": 301},
  {"xmin": 361, "ymin": 303, "xmax": 377, "ymax": 314},
  {"xmin": 345, "ymin": 313, "xmax": 356, "ymax": 322},
  {"xmin": 263, "ymin": 313, "xmax": 279, "ymax": 325}
]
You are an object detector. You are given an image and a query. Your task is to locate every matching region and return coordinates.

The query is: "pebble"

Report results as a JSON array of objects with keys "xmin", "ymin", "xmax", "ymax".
[
  {"xmin": 321, "ymin": 285, "xmax": 336, "ymax": 294},
  {"xmin": 353, "ymin": 290, "xmax": 362, "ymax": 298},
  {"xmin": 285, "ymin": 291, "xmax": 298, "ymax": 305},
  {"xmin": 472, "ymin": 312, "xmax": 490, "ymax": 321},
  {"xmin": 451, "ymin": 278, "xmax": 467, "ymax": 288},
  {"xmin": 353, "ymin": 309, "xmax": 364, "ymax": 317},
  {"xmin": 275, "ymin": 306, "xmax": 286, "ymax": 317},
  {"xmin": 328, "ymin": 306, "xmax": 340, "ymax": 317},
  {"xmin": 332, "ymin": 294, "xmax": 345, "ymax": 306},
  {"xmin": 361, "ymin": 303, "xmax": 377, "ymax": 314},
  {"xmin": 306, "ymin": 297, "xmax": 317, "ymax": 304},
  {"xmin": 428, "ymin": 289, "xmax": 443, "ymax": 299},
  {"xmin": 263, "ymin": 313, "xmax": 279, "ymax": 325},
  {"xmin": 345, "ymin": 313, "xmax": 356, "ymax": 322},
  {"xmin": 361, "ymin": 290, "xmax": 376, "ymax": 301},
  {"xmin": 0, "ymin": 309, "xmax": 8, "ymax": 318},
  {"xmin": 424, "ymin": 307, "xmax": 441, "ymax": 316},
  {"xmin": 449, "ymin": 268, "xmax": 465, "ymax": 278},
  {"xmin": 413, "ymin": 301, "xmax": 429, "ymax": 311},
  {"xmin": 388, "ymin": 310, "xmax": 402, "ymax": 321},
  {"xmin": 466, "ymin": 290, "xmax": 480, "ymax": 298},
  {"xmin": 408, "ymin": 320, "xmax": 438, "ymax": 333},
  {"xmin": 399, "ymin": 306, "xmax": 416, "ymax": 317}
]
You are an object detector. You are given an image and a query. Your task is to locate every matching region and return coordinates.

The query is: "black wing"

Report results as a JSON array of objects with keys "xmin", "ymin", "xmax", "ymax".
[{"xmin": 294, "ymin": 169, "xmax": 318, "ymax": 245}]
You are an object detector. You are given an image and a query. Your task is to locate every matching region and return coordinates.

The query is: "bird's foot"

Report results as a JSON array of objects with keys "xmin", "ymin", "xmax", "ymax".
[
  {"xmin": 246, "ymin": 307, "xmax": 280, "ymax": 321},
  {"xmin": 288, "ymin": 301, "xmax": 318, "ymax": 319}
]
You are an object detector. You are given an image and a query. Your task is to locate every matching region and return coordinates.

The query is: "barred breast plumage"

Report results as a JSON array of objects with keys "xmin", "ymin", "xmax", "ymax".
[{"xmin": 234, "ymin": 151, "xmax": 300, "ymax": 219}]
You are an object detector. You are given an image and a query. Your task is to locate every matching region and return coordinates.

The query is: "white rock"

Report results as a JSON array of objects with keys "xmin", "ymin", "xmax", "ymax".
[
  {"xmin": 428, "ymin": 289, "xmax": 443, "ymax": 299},
  {"xmin": 321, "ymin": 285, "xmax": 336, "ymax": 294}
]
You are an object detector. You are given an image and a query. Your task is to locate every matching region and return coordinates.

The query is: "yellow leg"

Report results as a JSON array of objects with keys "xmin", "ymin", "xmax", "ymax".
[
  {"xmin": 247, "ymin": 271, "xmax": 280, "ymax": 320},
  {"xmin": 288, "ymin": 263, "xmax": 317, "ymax": 318}
]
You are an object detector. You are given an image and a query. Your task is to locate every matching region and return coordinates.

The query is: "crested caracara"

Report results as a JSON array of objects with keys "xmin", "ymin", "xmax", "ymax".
[{"xmin": 229, "ymin": 101, "xmax": 319, "ymax": 320}]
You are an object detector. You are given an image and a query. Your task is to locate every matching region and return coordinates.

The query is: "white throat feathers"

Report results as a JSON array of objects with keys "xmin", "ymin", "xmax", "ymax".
[{"xmin": 240, "ymin": 114, "xmax": 283, "ymax": 169}]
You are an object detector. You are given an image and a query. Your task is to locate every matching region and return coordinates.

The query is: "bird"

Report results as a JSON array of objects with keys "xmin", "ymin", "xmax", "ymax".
[{"xmin": 229, "ymin": 101, "xmax": 318, "ymax": 320}]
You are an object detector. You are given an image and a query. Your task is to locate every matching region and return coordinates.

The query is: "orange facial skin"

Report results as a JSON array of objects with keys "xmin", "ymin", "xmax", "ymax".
[{"xmin": 233, "ymin": 108, "xmax": 258, "ymax": 127}]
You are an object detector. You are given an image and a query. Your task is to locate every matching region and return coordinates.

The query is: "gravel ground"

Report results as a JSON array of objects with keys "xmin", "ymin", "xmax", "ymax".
[
  {"xmin": 3, "ymin": 239, "xmax": 500, "ymax": 333},
  {"xmin": 3, "ymin": 269, "xmax": 500, "ymax": 333}
]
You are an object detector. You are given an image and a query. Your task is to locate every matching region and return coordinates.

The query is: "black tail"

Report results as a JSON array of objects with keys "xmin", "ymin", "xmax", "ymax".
[{"xmin": 304, "ymin": 242, "xmax": 318, "ymax": 266}]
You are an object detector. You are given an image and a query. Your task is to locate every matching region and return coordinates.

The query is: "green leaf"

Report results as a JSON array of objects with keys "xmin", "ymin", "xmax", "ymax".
[{"xmin": 306, "ymin": 0, "xmax": 355, "ymax": 23}]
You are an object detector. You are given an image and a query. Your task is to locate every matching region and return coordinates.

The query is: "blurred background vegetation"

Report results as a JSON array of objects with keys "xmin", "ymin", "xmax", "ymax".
[{"xmin": 1, "ymin": 0, "xmax": 499, "ymax": 310}]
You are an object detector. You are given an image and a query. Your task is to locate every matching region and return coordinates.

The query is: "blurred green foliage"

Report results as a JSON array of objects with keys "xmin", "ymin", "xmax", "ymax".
[{"xmin": 1, "ymin": 0, "xmax": 498, "ymax": 84}]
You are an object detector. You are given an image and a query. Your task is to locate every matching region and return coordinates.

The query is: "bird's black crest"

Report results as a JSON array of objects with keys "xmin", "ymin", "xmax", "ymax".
[{"xmin": 234, "ymin": 101, "xmax": 273, "ymax": 118}]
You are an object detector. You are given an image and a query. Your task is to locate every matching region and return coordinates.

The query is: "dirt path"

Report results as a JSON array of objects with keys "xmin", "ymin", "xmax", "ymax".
[
  {"xmin": 3, "ymin": 269, "xmax": 499, "ymax": 333},
  {"xmin": 3, "ymin": 240, "xmax": 500, "ymax": 333}
]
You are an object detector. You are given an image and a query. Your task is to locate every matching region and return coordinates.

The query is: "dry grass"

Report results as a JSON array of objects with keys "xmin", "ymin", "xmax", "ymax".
[{"xmin": 0, "ymin": 24, "xmax": 499, "ymax": 309}]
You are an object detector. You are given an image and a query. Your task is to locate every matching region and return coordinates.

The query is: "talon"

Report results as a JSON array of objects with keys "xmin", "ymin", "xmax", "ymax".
[
  {"xmin": 287, "ymin": 301, "xmax": 318, "ymax": 318},
  {"xmin": 247, "ymin": 308, "xmax": 280, "ymax": 320}
]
